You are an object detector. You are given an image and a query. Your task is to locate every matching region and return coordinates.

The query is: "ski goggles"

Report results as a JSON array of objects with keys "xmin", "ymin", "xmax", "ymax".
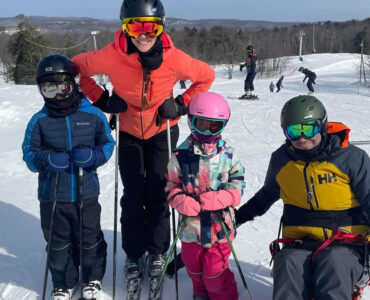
[
  {"xmin": 191, "ymin": 116, "xmax": 226, "ymax": 136},
  {"xmin": 38, "ymin": 81, "xmax": 74, "ymax": 99},
  {"xmin": 284, "ymin": 121, "xmax": 320, "ymax": 141},
  {"xmin": 122, "ymin": 17, "xmax": 164, "ymax": 38}
]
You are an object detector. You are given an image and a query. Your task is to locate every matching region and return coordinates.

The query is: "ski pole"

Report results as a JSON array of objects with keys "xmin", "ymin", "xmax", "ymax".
[
  {"xmin": 166, "ymin": 119, "xmax": 179, "ymax": 300},
  {"xmin": 41, "ymin": 172, "xmax": 60, "ymax": 300},
  {"xmin": 78, "ymin": 167, "xmax": 84, "ymax": 300},
  {"xmin": 351, "ymin": 141, "xmax": 370, "ymax": 145},
  {"xmin": 220, "ymin": 220, "xmax": 253, "ymax": 300},
  {"xmin": 112, "ymin": 113, "xmax": 119, "ymax": 300},
  {"xmin": 153, "ymin": 219, "xmax": 184, "ymax": 299}
]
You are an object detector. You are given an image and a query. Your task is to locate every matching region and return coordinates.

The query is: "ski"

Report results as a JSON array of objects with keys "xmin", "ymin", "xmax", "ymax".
[
  {"xmin": 149, "ymin": 276, "xmax": 162, "ymax": 300},
  {"xmin": 238, "ymin": 94, "xmax": 259, "ymax": 100},
  {"xmin": 126, "ymin": 278, "xmax": 142, "ymax": 300}
]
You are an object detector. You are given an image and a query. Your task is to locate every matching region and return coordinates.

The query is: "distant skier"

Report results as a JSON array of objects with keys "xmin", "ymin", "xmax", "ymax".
[
  {"xmin": 276, "ymin": 75, "xmax": 284, "ymax": 93},
  {"xmin": 22, "ymin": 55, "xmax": 115, "ymax": 300},
  {"xmin": 239, "ymin": 44, "xmax": 258, "ymax": 99},
  {"xmin": 269, "ymin": 81, "xmax": 275, "ymax": 93},
  {"xmin": 167, "ymin": 92, "xmax": 245, "ymax": 300},
  {"xmin": 298, "ymin": 66, "xmax": 316, "ymax": 94}
]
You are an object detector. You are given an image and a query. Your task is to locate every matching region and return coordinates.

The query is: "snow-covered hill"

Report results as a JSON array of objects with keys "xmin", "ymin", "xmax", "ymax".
[{"xmin": 0, "ymin": 53, "xmax": 369, "ymax": 300}]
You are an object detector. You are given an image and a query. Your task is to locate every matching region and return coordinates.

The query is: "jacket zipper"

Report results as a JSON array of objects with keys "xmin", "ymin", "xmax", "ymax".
[
  {"xmin": 66, "ymin": 116, "xmax": 74, "ymax": 202},
  {"xmin": 303, "ymin": 163, "xmax": 314, "ymax": 210},
  {"xmin": 140, "ymin": 69, "xmax": 152, "ymax": 139},
  {"xmin": 310, "ymin": 176, "xmax": 319, "ymax": 208}
]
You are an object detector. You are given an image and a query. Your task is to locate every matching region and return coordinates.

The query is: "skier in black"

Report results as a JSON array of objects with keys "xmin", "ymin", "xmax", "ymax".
[
  {"xmin": 239, "ymin": 45, "xmax": 258, "ymax": 99},
  {"xmin": 276, "ymin": 75, "xmax": 284, "ymax": 93},
  {"xmin": 299, "ymin": 67, "xmax": 316, "ymax": 94},
  {"xmin": 236, "ymin": 95, "xmax": 370, "ymax": 300}
]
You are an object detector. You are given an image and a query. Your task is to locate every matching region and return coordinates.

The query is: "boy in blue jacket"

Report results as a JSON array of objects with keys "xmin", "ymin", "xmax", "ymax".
[{"xmin": 22, "ymin": 55, "xmax": 115, "ymax": 300}]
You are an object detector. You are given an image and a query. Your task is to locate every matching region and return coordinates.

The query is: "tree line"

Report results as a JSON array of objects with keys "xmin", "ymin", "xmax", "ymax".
[{"xmin": 0, "ymin": 15, "xmax": 369, "ymax": 84}]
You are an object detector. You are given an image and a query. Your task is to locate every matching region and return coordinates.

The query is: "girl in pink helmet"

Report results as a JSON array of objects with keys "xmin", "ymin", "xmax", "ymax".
[{"xmin": 166, "ymin": 92, "xmax": 245, "ymax": 300}]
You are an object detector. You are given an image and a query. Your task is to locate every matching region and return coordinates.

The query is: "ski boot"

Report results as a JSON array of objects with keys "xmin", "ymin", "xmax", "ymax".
[
  {"xmin": 148, "ymin": 254, "xmax": 166, "ymax": 300},
  {"xmin": 238, "ymin": 92, "xmax": 250, "ymax": 100},
  {"xmin": 125, "ymin": 255, "xmax": 146, "ymax": 300},
  {"xmin": 51, "ymin": 288, "xmax": 73, "ymax": 300},
  {"xmin": 82, "ymin": 280, "xmax": 102, "ymax": 300}
]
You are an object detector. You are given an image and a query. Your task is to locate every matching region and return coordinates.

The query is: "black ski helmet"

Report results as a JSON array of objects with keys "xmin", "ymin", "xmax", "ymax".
[
  {"xmin": 36, "ymin": 55, "xmax": 78, "ymax": 84},
  {"xmin": 246, "ymin": 45, "xmax": 254, "ymax": 53},
  {"xmin": 281, "ymin": 95, "xmax": 327, "ymax": 133},
  {"xmin": 120, "ymin": 0, "xmax": 165, "ymax": 20}
]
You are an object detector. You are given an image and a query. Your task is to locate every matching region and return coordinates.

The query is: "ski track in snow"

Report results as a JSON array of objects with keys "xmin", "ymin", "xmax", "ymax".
[{"xmin": 0, "ymin": 53, "xmax": 370, "ymax": 299}]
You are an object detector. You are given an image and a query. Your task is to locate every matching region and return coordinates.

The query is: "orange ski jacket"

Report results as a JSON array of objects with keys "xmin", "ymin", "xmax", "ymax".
[{"xmin": 73, "ymin": 31, "xmax": 215, "ymax": 139}]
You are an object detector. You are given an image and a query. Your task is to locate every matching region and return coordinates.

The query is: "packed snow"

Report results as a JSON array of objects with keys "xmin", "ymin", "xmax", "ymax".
[{"xmin": 0, "ymin": 53, "xmax": 369, "ymax": 300}]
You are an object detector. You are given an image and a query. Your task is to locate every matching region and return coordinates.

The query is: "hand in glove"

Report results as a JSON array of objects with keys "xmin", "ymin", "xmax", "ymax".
[
  {"xmin": 239, "ymin": 64, "xmax": 244, "ymax": 72},
  {"xmin": 169, "ymin": 193, "xmax": 201, "ymax": 216},
  {"xmin": 199, "ymin": 189, "xmax": 241, "ymax": 211},
  {"xmin": 92, "ymin": 90, "xmax": 127, "ymax": 114},
  {"xmin": 158, "ymin": 95, "xmax": 188, "ymax": 119},
  {"xmin": 36, "ymin": 150, "xmax": 70, "ymax": 172},
  {"xmin": 71, "ymin": 145, "xmax": 106, "ymax": 168}
]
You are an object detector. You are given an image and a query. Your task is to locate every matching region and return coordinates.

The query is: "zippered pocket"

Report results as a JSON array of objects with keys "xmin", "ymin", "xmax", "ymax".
[{"xmin": 310, "ymin": 176, "xmax": 319, "ymax": 208}]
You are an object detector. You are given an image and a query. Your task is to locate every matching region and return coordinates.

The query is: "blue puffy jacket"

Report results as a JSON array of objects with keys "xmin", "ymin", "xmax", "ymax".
[{"xmin": 22, "ymin": 98, "xmax": 115, "ymax": 202}]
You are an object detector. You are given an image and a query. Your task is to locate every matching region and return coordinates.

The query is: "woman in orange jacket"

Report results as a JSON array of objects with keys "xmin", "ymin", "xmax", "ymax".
[{"xmin": 72, "ymin": 0, "xmax": 214, "ymax": 296}]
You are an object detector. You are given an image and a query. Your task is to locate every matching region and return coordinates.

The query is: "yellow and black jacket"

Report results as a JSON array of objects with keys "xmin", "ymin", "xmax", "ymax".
[{"xmin": 237, "ymin": 122, "xmax": 370, "ymax": 241}]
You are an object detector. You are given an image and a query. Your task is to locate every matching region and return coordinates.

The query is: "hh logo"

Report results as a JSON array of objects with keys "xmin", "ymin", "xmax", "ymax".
[
  {"xmin": 317, "ymin": 173, "xmax": 337, "ymax": 184},
  {"xmin": 77, "ymin": 122, "xmax": 90, "ymax": 126}
]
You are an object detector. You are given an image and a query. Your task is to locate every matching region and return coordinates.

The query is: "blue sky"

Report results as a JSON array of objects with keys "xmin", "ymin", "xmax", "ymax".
[{"xmin": 1, "ymin": 0, "xmax": 369, "ymax": 22}]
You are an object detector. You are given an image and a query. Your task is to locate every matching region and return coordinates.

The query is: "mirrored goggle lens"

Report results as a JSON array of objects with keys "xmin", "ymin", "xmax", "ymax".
[
  {"xmin": 39, "ymin": 81, "xmax": 73, "ymax": 99},
  {"xmin": 192, "ymin": 117, "xmax": 226, "ymax": 136},
  {"xmin": 284, "ymin": 121, "xmax": 319, "ymax": 141},
  {"xmin": 122, "ymin": 17, "xmax": 164, "ymax": 38}
]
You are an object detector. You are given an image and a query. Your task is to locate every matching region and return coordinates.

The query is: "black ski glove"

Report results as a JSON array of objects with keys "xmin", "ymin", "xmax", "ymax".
[
  {"xmin": 92, "ymin": 89, "xmax": 109, "ymax": 111},
  {"xmin": 156, "ymin": 95, "xmax": 188, "ymax": 126},
  {"xmin": 240, "ymin": 64, "xmax": 244, "ymax": 72},
  {"xmin": 93, "ymin": 91, "xmax": 128, "ymax": 114}
]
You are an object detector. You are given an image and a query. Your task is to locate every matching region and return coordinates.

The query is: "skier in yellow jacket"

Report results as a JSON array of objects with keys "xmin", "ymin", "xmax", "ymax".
[{"xmin": 237, "ymin": 95, "xmax": 370, "ymax": 300}]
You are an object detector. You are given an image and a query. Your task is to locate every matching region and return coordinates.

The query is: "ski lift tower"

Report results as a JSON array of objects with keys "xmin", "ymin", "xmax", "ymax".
[{"xmin": 297, "ymin": 30, "xmax": 306, "ymax": 61}]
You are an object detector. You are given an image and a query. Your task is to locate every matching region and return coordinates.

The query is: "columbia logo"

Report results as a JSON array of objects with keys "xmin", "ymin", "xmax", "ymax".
[{"xmin": 77, "ymin": 122, "xmax": 90, "ymax": 126}]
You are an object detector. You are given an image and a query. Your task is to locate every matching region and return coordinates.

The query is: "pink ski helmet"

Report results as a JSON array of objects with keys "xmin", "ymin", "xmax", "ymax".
[{"xmin": 188, "ymin": 92, "xmax": 230, "ymax": 143}]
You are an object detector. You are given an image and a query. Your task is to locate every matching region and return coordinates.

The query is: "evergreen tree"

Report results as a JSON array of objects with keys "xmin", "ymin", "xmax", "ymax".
[
  {"xmin": 64, "ymin": 34, "xmax": 81, "ymax": 58},
  {"xmin": 8, "ymin": 20, "xmax": 50, "ymax": 84}
]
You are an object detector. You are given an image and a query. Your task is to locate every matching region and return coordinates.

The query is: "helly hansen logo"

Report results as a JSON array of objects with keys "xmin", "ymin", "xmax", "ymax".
[
  {"xmin": 317, "ymin": 173, "xmax": 337, "ymax": 184},
  {"xmin": 76, "ymin": 122, "xmax": 90, "ymax": 126}
]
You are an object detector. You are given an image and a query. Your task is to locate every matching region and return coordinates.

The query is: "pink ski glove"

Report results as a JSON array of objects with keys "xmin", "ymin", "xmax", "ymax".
[
  {"xmin": 169, "ymin": 194, "xmax": 201, "ymax": 216},
  {"xmin": 199, "ymin": 189, "xmax": 241, "ymax": 211}
]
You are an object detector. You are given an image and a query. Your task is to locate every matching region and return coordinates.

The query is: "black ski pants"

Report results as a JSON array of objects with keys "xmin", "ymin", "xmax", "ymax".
[
  {"xmin": 40, "ymin": 197, "xmax": 107, "ymax": 289},
  {"xmin": 273, "ymin": 244, "xmax": 363, "ymax": 300},
  {"xmin": 119, "ymin": 125, "xmax": 179, "ymax": 259},
  {"xmin": 244, "ymin": 72, "xmax": 256, "ymax": 92},
  {"xmin": 276, "ymin": 84, "xmax": 281, "ymax": 93},
  {"xmin": 307, "ymin": 79, "xmax": 315, "ymax": 93}
]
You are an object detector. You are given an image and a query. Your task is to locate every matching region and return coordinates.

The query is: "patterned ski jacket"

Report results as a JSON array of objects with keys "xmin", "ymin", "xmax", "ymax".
[
  {"xmin": 22, "ymin": 98, "xmax": 115, "ymax": 202},
  {"xmin": 236, "ymin": 122, "xmax": 370, "ymax": 241},
  {"xmin": 166, "ymin": 136, "xmax": 246, "ymax": 248},
  {"xmin": 73, "ymin": 31, "xmax": 215, "ymax": 140}
]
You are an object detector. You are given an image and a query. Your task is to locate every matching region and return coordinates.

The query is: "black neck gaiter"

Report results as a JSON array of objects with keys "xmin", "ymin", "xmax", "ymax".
[
  {"xmin": 126, "ymin": 36, "xmax": 164, "ymax": 70},
  {"xmin": 44, "ymin": 91, "xmax": 81, "ymax": 117}
]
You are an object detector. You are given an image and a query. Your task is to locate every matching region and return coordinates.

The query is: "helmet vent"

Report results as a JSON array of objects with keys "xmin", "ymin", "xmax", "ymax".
[{"xmin": 306, "ymin": 105, "xmax": 314, "ymax": 112}]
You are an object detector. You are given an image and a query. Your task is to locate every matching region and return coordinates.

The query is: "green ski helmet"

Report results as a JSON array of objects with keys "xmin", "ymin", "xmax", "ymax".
[{"xmin": 281, "ymin": 95, "xmax": 328, "ymax": 135}]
